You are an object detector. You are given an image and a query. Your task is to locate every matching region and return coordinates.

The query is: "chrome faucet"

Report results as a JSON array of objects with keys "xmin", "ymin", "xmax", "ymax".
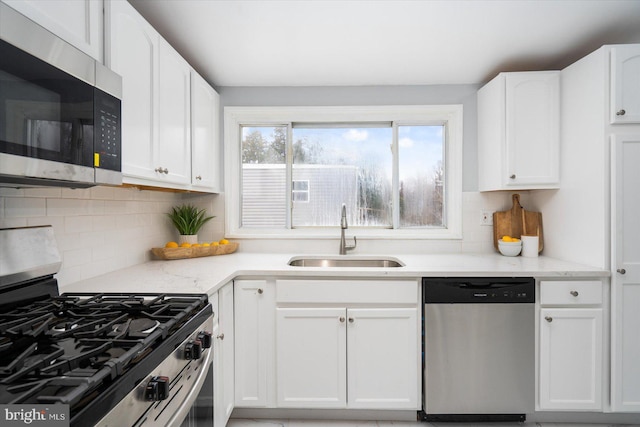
[{"xmin": 339, "ymin": 204, "xmax": 357, "ymax": 255}]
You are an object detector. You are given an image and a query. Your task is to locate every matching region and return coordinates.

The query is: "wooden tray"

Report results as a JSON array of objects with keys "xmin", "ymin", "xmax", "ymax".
[
  {"xmin": 151, "ymin": 242, "xmax": 239, "ymax": 260},
  {"xmin": 493, "ymin": 194, "xmax": 543, "ymax": 253}
]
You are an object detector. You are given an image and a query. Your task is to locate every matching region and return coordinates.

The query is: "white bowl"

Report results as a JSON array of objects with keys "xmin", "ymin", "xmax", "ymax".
[{"xmin": 498, "ymin": 240, "xmax": 522, "ymax": 256}]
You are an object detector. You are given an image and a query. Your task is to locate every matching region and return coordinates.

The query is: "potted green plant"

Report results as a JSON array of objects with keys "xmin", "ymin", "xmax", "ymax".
[{"xmin": 167, "ymin": 204, "xmax": 214, "ymax": 244}]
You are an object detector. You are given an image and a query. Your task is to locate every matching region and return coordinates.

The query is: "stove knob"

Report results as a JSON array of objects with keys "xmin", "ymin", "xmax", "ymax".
[
  {"xmin": 185, "ymin": 339, "xmax": 203, "ymax": 360},
  {"xmin": 197, "ymin": 331, "xmax": 212, "ymax": 349},
  {"xmin": 145, "ymin": 376, "xmax": 170, "ymax": 401}
]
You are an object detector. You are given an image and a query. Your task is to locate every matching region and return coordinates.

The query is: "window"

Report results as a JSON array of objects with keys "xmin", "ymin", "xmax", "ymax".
[
  {"xmin": 292, "ymin": 180, "xmax": 309, "ymax": 203},
  {"xmin": 225, "ymin": 106, "xmax": 462, "ymax": 239}
]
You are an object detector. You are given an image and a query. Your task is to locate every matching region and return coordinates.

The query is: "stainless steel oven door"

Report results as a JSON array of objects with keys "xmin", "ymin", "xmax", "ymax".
[{"xmin": 95, "ymin": 315, "xmax": 214, "ymax": 427}]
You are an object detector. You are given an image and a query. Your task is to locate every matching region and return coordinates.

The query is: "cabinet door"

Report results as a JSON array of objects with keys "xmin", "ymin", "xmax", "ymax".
[
  {"xmin": 346, "ymin": 308, "xmax": 419, "ymax": 409},
  {"xmin": 611, "ymin": 135, "xmax": 640, "ymax": 411},
  {"xmin": 611, "ymin": 45, "xmax": 640, "ymax": 124},
  {"xmin": 214, "ymin": 283, "xmax": 234, "ymax": 427},
  {"xmin": 1, "ymin": 0, "xmax": 103, "ymax": 60},
  {"xmin": 505, "ymin": 72, "xmax": 559, "ymax": 187},
  {"xmin": 234, "ymin": 280, "xmax": 275, "ymax": 407},
  {"xmin": 157, "ymin": 40, "xmax": 191, "ymax": 185},
  {"xmin": 276, "ymin": 307, "xmax": 346, "ymax": 408},
  {"xmin": 106, "ymin": 0, "xmax": 158, "ymax": 180},
  {"xmin": 539, "ymin": 308, "xmax": 602, "ymax": 410},
  {"xmin": 191, "ymin": 71, "xmax": 221, "ymax": 192}
]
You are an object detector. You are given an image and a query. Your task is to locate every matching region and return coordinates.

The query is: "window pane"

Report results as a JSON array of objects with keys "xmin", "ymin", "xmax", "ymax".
[
  {"xmin": 398, "ymin": 125, "xmax": 445, "ymax": 228},
  {"xmin": 241, "ymin": 126, "xmax": 287, "ymax": 228},
  {"xmin": 292, "ymin": 126, "xmax": 392, "ymax": 227}
]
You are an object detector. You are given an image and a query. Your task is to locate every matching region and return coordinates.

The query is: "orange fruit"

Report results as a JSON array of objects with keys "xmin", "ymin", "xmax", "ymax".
[
  {"xmin": 202, "ymin": 242, "xmax": 210, "ymax": 247},
  {"xmin": 179, "ymin": 242, "xmax": 191, "ymax": 248},
  {"xmin": 165, "ymin": 241, "xmax": 178, "ymax": 248},
  {"xmin": 211, "ymin": 241, "xmax": 219, "ymax": 246},
  {"xmin": 192, "ymin": 243, "xmax": 201, "ymax": 247},
  {"xmin": 219, "ymin": 239, "xmax": 229, "ymax": 245}
]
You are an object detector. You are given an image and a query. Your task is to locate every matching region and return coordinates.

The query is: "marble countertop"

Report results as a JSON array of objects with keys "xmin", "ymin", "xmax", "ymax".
[{"xmin": 60, "ymin": 252, "xmax": 609, "ymax": 298}]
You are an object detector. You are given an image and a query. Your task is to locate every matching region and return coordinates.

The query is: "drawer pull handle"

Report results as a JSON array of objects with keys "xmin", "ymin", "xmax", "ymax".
[
  {"xmin": 570, "ymin": 290, "xmax": 579, "ymax": 297},
  {"xmin": 348, "ymin": 317, "xmax": 354, "ymax": 323},
  {"xmin": 216, "ymin": 333, "xmax": 224, "ymax": 340},
  {"xmin": 617, "ymin": 268, "xmax": 626, "ymax": 275},
  {"xmin": 509, "ymin": 174, "xmax": 516, "ymax": 179},
  {"xmin": 257, "ymin": 288, "xmax": 263, "ymax": 294},
  {"xmin": 339, "ymin": 317, "xmax": 345, "ymax": 323},
  {"xmin": 616, "ymin": 109, "xmax": 626, "ymax": 116},
  {"xmin": 545, "ymin": 316, "xmax": 553, "ymax": 323}
]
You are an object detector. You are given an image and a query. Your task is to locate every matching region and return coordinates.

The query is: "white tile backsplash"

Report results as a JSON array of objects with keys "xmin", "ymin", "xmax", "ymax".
[
  {"xmin": 0, "ymin": 185, "xmax": 198, "ymax": 287},
  {"xmin": 1, "ymin": 186, "xmax": 514, "ymax": 285}
]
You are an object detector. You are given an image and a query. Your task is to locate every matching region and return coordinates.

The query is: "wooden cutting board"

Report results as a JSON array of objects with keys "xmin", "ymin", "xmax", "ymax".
[{"xmin": 493, "ymin": 194, "xmax": 544, "ymax": 253}]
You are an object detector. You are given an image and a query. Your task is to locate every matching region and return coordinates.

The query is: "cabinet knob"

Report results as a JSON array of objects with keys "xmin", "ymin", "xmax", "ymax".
[
  {"xmin": 617, "ymin": 268, "xmax": 626, "ymax": 275},
  {"xmin": 545, "ymin": 316, "xmax": 553, "ymax": 323},
  {"xmin": 339, "ymin": 317, "xmax": 345, "ymax": 323},
  {"xmin": 257, "ymin": 288, "xmax": 263, "ymax": 294},
  {"xmin": 570, "ymin": 290, "xmax": 579, "ymax": 297},
  {"xmin": 196, "ymin": 175, "xmax": 202, "ymax": 180},
  {"xmin": 155, "ymin": 167, "xmax": 162, "ymax": 173},
  {"xmin": 216, "ymin": 333, "xmax": 225, "ymax": 340},
  {"xmin": 616, "ymin": 109, "xmax": 626, "ymax": 116},
  {"xmin": 348, "ymin": 317, "xmax": 354, "ymax": 323},
  {"xmin": 509, "ymin": 174, "xmax": 516, "ymax": 179},
  {"xmin": 163, "ymin": 168, "xmax": 169, "ymax": 174}
]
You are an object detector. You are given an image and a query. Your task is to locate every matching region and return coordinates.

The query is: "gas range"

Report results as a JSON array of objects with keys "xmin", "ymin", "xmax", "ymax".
[{"xmin": 0, "ymin": 226, "xmax": 214, "ymax": 426}]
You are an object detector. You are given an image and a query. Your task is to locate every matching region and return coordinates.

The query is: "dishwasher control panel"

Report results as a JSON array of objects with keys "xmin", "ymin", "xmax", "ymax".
[{"xmin": 423, "ymin": 277, "xmax": 535, "ymax": 303}]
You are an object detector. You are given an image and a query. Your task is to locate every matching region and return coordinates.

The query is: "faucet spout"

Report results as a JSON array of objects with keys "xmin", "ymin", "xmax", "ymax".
[{"xmin": 339, "ymin": 204, "xmax": 356, "ymax": 255}]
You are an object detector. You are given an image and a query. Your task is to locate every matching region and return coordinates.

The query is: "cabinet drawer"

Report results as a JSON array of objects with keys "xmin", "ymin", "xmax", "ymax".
[
  {"xmin": 276, "ymin": 279, "xmax": 418, "ymax": 304},
  {"xmin": 540, "ymin": 280, "xmax": 602, "ymax": 305}
]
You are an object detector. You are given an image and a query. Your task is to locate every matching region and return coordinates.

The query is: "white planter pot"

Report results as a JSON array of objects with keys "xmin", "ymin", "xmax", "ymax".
[{"xmin": 178, "ymin": 234, "xmax": 198, "ymax": 245}]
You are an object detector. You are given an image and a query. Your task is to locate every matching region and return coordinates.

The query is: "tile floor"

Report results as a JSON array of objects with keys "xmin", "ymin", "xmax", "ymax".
[{"xmin": 226, "ymin": 420, "xmax": 638, "ymax": 427}]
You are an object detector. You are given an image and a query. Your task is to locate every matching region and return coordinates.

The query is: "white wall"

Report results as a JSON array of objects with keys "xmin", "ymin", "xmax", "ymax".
[
  {"xmin": 529, "ymin": 48, "xmax": 610, "ymax": 268},
  {"xmin": 0, "ymin": 186, "xmax": 224, "ymax": 286}
]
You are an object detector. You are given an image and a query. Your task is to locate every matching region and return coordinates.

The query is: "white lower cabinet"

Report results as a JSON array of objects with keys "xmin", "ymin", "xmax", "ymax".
[
  {"xmin": 214, "ymin": 283, "xmax": 234, "ymax": 426},
  {"xmin": 276, "ymin": 307, "xmax": 347, "ymax": 408},
  {"xmin": 346, "ymin": 308, "xmax": 418, "ymax": 409},
  {"xmin": 611, "ymin": 134, "xmax": 640, "ymax": 411},
  {"xmin": 234, "ymin": 280, "xmax": 275, "ymax": 407},
  {"xmin": 274, "ymin": 279, "xmax": 421, "ymax": 410},
  {"xmin": 538, "ymin": 281, "xmax": 603, "ymax": 411}
]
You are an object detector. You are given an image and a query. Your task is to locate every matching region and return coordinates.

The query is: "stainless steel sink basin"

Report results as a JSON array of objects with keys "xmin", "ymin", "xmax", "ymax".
[{"xmin": 287, "ymin": 256, "xmax": 404, "ymax": 268}]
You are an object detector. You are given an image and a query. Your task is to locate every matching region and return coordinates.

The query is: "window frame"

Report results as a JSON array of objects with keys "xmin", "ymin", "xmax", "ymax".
[{"xmin": 225, "ymin": 105, "xmax": 463, "ymax": 239}]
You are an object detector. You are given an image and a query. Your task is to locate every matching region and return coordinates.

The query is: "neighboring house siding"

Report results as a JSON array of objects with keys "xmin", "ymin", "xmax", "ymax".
[
  {"xmin": 242, "ymin": 164, "xmax": 286, "ymax": 228},
  {"xmin": 242, "ymin": 164, "xmax": 358, "ymax": 228}
]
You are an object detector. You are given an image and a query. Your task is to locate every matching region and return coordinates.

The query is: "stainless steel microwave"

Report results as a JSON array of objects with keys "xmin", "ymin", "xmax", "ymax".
[{"xmin": 0, "ymin": 3, "xmax": 122, "ymax": 188}]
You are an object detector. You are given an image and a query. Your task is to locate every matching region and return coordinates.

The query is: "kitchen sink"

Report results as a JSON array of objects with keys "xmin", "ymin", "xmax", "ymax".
[{"xmin": 287, "ymin": 256, "xmax": 404, "ymax": 268}]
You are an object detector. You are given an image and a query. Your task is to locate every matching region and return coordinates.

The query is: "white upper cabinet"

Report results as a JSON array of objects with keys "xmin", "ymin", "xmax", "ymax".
[
  {"xmin": 478, "ymin": 71, "xmax": 560, "ymax": 191},
  {"xmin": 611, "ymin": 45, "xmax": 640, "ymax": 124},
  {"xmin": 156, "ymin": 40, "xmax": 191, "ymax": 185},
  {"xmin": 1, "ymin": 0, "xmax": 103, "ymax": 61},
  {"xmin": 106, "ymin": 0, "xmax": 158, "ymax": 182},
  {"xmin": 191, "ymin": 71, "xmax": 222, "ymax": 192},
  {"xmin": 106, "ymin": 0, "xmax": 220, "ymax": 192}
]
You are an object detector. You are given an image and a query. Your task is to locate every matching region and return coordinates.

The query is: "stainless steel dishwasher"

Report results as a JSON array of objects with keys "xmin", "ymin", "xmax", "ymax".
[{"xmin": 422, "ymin": 277, "xmax": 535, "ymax": 422}]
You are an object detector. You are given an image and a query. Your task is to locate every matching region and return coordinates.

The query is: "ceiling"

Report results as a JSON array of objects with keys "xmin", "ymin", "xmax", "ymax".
[{"xmin": 128, "ymin": 0, "xmax": 640, "ymax": 88}]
